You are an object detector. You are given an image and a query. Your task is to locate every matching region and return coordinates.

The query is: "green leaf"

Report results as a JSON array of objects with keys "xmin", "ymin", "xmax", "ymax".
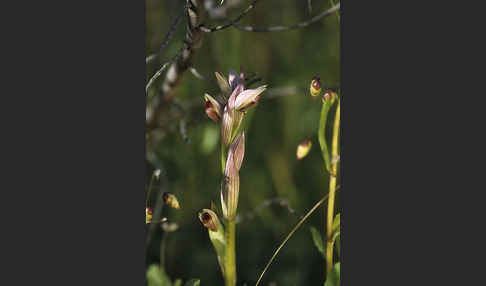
[
  {"xmin": 310, "ymin": 226, "xmax": 326, "ymax": 258},
  {"xmin": 332, "ymin": 213, "xmax": 340, "ymax": 235},
  {"xmin": 184, "ymin": 279, "xmax": 200, "ymax": 286},
  {"xmin": 173, "ymin": 279, "xmax": 182, "ymax": 286},
  {"xmin": 147, "ymin": 264, "xmax": 172, "ymax": 286},
  {"xmin": 324, "ymin": 263, "xmax": 340, "ymax": 286}
]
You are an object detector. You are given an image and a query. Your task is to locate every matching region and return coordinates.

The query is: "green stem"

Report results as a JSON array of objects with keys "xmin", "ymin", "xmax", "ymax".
[
  {"xmin": 326, "ymin": 101, "xmax": 340, "ymax": 275},
  {"xmin": 225, "ymin": 220, "xmax": 236, "ymax": 286},
  {"xmin": 318, "ymin": 103, "xmax": 332, "ymax": 173}
]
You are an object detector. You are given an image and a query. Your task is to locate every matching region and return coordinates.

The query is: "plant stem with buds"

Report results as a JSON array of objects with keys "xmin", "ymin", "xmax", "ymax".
[{"xmin": 326, "ymin": 100, "xmax": 340, "ymax": 275}]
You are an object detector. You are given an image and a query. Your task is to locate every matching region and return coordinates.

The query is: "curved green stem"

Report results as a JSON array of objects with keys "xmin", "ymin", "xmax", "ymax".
[
  {"xmin": 318, "ymin": 102, "xmax": 332, "ymax": 173},
  {"xmin": 326, "ymin": 100, "xmax": 340, "ymax": 275}
]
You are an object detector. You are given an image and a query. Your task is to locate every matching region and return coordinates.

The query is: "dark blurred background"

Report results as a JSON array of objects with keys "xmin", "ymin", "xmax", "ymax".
[{"xmin": 146, "ymin": 0, "xmax": 340, "ymax": 285}]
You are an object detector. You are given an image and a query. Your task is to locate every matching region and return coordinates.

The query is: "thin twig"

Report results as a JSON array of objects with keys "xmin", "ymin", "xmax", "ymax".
[
  {"xmin": 199, "ymin": 0, "xmax": 260, "ymax": 32},
  {"xmin": 146, "ymin": 55, "xmax": 177, "ymax": 93},
  {"xmin": 146, "ymin": 5, "xmax": 186, "ymax": 64},
  {"xmin": 189, "ymin": 67, "xmax": 207, "ymax": 81},
  {"xmin": 235, "ymin": 3, "xmax": 339, "ymax": 32},
  {"xmin": 255, "ymin": 187, "xmax": 341, "ymax": 286},
  {"xmin": 235, "ymin": 197, "xmax": 299, "ymax": 224}
]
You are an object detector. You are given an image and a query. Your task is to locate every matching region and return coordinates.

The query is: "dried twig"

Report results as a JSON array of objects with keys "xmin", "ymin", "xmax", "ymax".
[
  {"xmin": 198, "ymin": 0, "xmax": 260, "ymax": 32},
  {"xmin": 234, "ymin": 3, "xmax": 340, "ymax": 32},
  {"xmin": 146, "ymin": 7, "xmax": 186, "ymax": 64}
]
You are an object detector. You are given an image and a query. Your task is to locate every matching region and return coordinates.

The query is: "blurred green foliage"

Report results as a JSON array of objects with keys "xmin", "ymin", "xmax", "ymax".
[{"xmin": 146, "ymin": 0, "xmax": 340, "ymax": 285}]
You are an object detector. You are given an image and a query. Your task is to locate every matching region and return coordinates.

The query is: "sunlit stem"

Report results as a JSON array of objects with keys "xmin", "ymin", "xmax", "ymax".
[
  {"xmin": 326, "ymin": 100, "xmax": 340, "ymax": 275},
  {"xmin": 225, "ymin": 219, "xmax": 236, "ymax": 286}
]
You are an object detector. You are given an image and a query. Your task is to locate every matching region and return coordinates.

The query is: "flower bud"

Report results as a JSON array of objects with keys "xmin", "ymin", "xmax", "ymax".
[
  {"xmin": 215, "ymin": 71, "xmax": 231, "ymax": 96},
  {"xmin": 221, "ymin": 106, "xmax": 234, "ymax": 147},
  {"xmin": 198, "ymin": 209, "xmax": 222, "ymax": 232},
  {"xmin": 204, "ymin": 93, "xmax": 222, "ymax": 121},
  {"xmin": 198, "ymin": 208, "xmax": 226, "ymax": 276},
  {"xmin": 221, "ymin": 155, "xmax": 240, "ymax": 220},
  {"xmin": 162, "ymin": 192, "xmax": 180, "ymax": 209},
  {"xmin": 310, "ymin": 76, "xmax": 322, "ymax": 97},
  {"xmin": 322, "ymin": 89, "xmax": 337, "ymax": 104},
  {"xmin": 146, "ymin": 207, "xmax": 153, "ymax": 224},
  {"xmin": 228, "ymin": 132, "xmax": 245, "ymax": 171},
  {"xmin": 296, "ymin": 138, "xmax": 312, "ymax": 160}
]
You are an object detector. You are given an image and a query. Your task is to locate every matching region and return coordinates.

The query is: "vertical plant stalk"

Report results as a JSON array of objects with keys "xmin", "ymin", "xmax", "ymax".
[
  {"xmin": 326, "ymin": 101, "xmax": 340, "ymax": 275},
  {"xmin": 225, "ymin": 220, "xmax": 236, "ymax": 286},
  {"xmin": 221, "ymin": 141, "xmax": 236, "ymax": 286},
  {"xmin": 318, "ymin": 102, "xmax": 332, "ymax": 173}
]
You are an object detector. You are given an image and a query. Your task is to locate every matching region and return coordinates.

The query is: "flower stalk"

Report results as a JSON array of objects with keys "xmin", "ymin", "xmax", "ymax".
[
  {"xmin": 201, "ymin": 70, "xmax": 266, "ymax": 286},
  {"xmin": 326, "ymin": 99, "xmax": 340, "ymax": 275}
]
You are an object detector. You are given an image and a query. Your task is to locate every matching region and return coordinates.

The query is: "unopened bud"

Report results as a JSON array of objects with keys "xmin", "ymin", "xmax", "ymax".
[
  {"xmin": 146, "ymin": 207, "xmax": 153, "ymax": 224},
  {"xmin": 204, "ymin": 93, "xmax": 222, "ymax": 121},
  {"xmin": 228, "ymin": 132, "xmax": 245, "ymax": 171},
  {"xmin": 322, "ymin": 89, "xmax": 337, "ymax": 104},
  {"xmin": 296, "ymin": 138, "xmax": 312, "ymax": 160},
  {"xmin": 310, "ymin": 77, "xmax": 322, "ymax": 97},
  {"xmin": 221, "ymin": 107, "xmax": 234, "ymax": 147},
  {"xmin": 162, "ymin": 192, "xmax": 180, "ymax": 209},
  {"xmin": 215, "ymin": 71, "xmax": 231, "ymax": 96},
  {"xmin": 221, "ymin": 156, "xmax": 240, "ymax": 220},
  {"xmin": 199, "ymin": 209, "xmax": 222, "ymax": 232}
]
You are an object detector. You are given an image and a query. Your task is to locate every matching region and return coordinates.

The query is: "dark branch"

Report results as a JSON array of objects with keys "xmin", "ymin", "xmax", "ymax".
[
  {"xmin": 146, "ymin": 6, "xmax": 186, "ymax": 64},
  {"xmin": 234, "ymin": 3, "xmax": 339, "ymax": 32},
  {"xmin": 198, "ymin": 0, "xmax": 260, "ymax": 33}
]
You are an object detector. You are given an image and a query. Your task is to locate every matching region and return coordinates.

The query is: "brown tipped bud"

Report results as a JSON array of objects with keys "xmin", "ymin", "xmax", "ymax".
[
  {"xmin": 204, "ymin": 94, "xmax": 222, "ymax": 122},
  {"xmin": 199, "ymin": 209, "xmax": 222, "ymax": 232},
  {"xmin": 146, "ymin": 207, "xmax": 153, "ymax": 224},
  {"xmin": 162, "ymin": 192, "xmax": 180, "ymax": 209},
  {"xmin": 228, "ymin": 132, "xmax": 245, "ymax": 171},
  {"xmin": 322, "ymin": 89, "xmax": 337, "ymax": 104},
  {"xmin": 310, "ymin": 77, "xmax": 322, "ymax": 97},
  {"xmin": 296, "ymin": 138, "xmax": 312, "ymax": 160}
]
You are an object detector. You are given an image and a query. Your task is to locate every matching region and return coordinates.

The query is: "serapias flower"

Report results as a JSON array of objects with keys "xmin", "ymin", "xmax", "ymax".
[
  {"xmin": 205, "ymin": 93, "xmax": 222, "ymax": 122},
  {"xmin": 206, "ymin": 70, "xmax": 267, "ymax": 146}
]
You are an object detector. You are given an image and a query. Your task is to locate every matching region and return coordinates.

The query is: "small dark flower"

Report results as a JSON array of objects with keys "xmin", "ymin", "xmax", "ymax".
[
  {"xmin": 162, "ymin": 192, "xmax": 180, "ymax": 209},
  {"xmin": 205, "ymin": 93, "xmax": 222, "ymax": 121},
  {"xmin": 310, "ymin": 76, "xmax": 322, "ymax": 97},
  {"xmin": 198, "ymin": 209, "xmax": 221, "ymax": 232}
]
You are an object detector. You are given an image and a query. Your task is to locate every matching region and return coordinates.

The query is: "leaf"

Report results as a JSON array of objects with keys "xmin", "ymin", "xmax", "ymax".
[
  {"xmin": 310, "ymin": 226, "xmax": 326, "ymax": 258},
  {"xmin": 332, "ymin": 213, "xmax": 340, "ymax": 235},
  {"xmin": 324, "ymin": 263, "xmax": 340, "ymax": 286},
  {"xmin": 184, "ymin": 279, "xmax": 200, "ymax": 286},
  {"xmin": 147, "ymin": 264, "xmax": 172, "ymax": 286},
  {"xmin": 173, "ymin": 279, "xmax": 182, "ymax": 286}
]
